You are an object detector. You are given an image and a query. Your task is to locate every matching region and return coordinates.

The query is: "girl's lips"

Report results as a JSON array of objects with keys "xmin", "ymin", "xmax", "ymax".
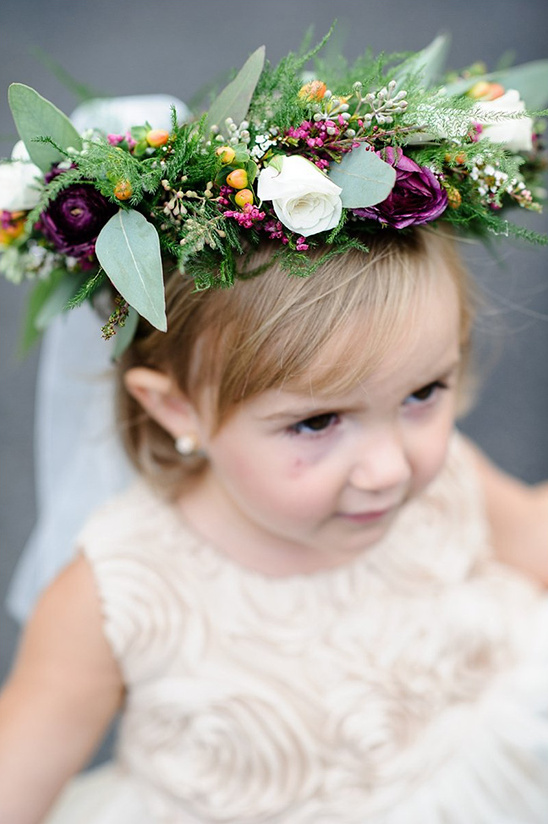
[{"xmin": 338, "ymin": 508, "xmax": 393, "ymax": 524}]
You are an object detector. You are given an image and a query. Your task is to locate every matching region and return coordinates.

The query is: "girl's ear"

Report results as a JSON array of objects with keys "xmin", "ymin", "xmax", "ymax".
[{"xmin": 123, "ymin": 367, "xmax": 198, "ymax": 439}]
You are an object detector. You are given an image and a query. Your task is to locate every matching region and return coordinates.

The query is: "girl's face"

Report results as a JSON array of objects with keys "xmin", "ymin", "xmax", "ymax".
[{"xmin": 183, "ymin": 270, "xmax": 462, "ymax": 575}]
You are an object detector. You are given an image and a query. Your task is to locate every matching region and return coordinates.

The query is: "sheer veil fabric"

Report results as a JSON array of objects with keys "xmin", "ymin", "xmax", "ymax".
[
  {"xmin": 6, "ymin": 95, "xmax": 189, "ymax": 622},
  {"xmin": 6, "ymin": 301, "xmax": 134, "ymax": 621}
]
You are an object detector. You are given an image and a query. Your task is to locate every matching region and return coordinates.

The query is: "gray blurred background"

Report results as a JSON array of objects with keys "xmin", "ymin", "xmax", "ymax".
[{"xmin": 1, "ymin": 0, "xmax": 548, "ymax": 691}]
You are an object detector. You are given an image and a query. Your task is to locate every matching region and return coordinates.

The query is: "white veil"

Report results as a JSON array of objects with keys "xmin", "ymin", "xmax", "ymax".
[{"xmin": 6, "ymin": 94, "xmax": 189, "ymax": 623}]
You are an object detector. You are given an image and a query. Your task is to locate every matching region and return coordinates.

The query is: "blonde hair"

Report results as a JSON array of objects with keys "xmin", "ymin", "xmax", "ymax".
[{"xmin": 117, "ymin": 227, "xmax": 476, "ymax": 495}]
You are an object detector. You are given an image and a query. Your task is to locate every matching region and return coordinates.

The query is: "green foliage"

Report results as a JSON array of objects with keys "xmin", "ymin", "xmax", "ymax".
[
  {"xmin": 66, "ymin": 270, "xmax": 106, "ymax": 309},
  {"xmin": 74, "ymin": 142, "xmax": 163, "ymax": 204},
  {"xmin": 329, "ymin": 146, "xmax": 396, "ymax": 208},
  {"xmin": 272, "ymin": 236, "xmax": 369, "ymax": 278},
  {"xmin": 184, "ymin": 247, "xmax": 228, "ymax": 290},
  {"xmin": 393, "ymin": 34, "xmax": 451, "ymax": 88},
  {"xmin": 8, "ymin": 83, "xmax": 82, "ymax": 171},
  {"xmin": 311, "ymin": 43, "xmax": 405, "ymax": 95},
  {"xmin": 249, "ymin": 61, "xmax": 303, "ymax": 134},
  {"xmin": 3, "ymin": 26, "xmax": 547, "ymax": 344},
  {"xmin": 399, "ymin": 85, "xmax": 475, "ymax": 141},
  {"xmin": 444, "ymin": 60, "xmax": 548, "ymax": 110},
  {"xmin": 248, "ymin": 28, "xmax": 334, "ymax": 134},
  {"xmin": 25, "ymin": 166, "xmax": 83, "ymax": 228},
  {"xmin": 162, "ymin": 119, "xmax": 215, "ymax": 190},
  {"xmin": 95, "ymin": 210, "xmax": 166, "ymax": 331},
  {"xmin": 205, "ymin": 46, "xmax": 266, "ymax": 132},
  {"xmin": 112, "ymin": 306, "xmax": 139, "ymax": 358}
]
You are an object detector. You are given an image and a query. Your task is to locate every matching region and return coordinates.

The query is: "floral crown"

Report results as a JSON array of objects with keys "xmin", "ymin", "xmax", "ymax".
[{"xmin": 1, "ymin": 31, "xmax": 547, "ymax": 351}]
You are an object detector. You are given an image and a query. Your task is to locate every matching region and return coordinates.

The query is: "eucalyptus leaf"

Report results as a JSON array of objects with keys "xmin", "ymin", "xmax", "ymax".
[
  {"xmin": 328, "ymin": 146, "xmax": 396, "ymax": 209},
  {"xmin": 394, "ymin": 34, "xmax": 451, "ymax": 88},
  {"xmin": 491, "ymin": 61, "xmax": 548, "ymax": 109},
  {"xmin": 205, "ymin": 46, "xmax": 265, "ymax": 132},
  {"xmin": 444, "ymin": 60, "xmax": 548, "ymax": 111},
  {"xmin": 95, "ymin": 209, "xmax": 166, "ymax": 332},
  {"xmin": 111, "ymin": 306, "xmax": 139, "ymax": 360},
  {"xmin": 8, "ymin": 83, "xmax": 82, "ymax": 172}
]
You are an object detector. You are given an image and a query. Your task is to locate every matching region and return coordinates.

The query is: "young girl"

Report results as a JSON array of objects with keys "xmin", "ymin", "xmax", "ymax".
[{"xmin": 1, "ymin": 34, "xmax": 548, "ymax": 824}]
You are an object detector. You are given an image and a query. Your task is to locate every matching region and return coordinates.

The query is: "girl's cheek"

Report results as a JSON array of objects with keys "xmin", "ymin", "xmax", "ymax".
[
  {"xmin": 416, "ymin": 434, "xmax": 452, "ymax": 490},
  {"xmin": 289, "ymin": 457, "xmax": 305, "ymax": 477},
  {"xmin": 286, "ymin": 446, "xmax": 331, "ymax": 479}
]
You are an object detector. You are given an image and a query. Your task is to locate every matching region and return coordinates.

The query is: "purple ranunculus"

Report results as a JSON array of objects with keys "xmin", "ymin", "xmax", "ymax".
[
  {"xmin": 39, "ymin": 178, "xmax": 117, "ymax": 258},
  {"xmin": 354, "ymin": 147, "xmax": 448, "ymax": 229}
]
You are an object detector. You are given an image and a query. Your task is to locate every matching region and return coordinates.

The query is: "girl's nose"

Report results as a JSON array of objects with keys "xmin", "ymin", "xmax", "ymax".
[{"xmin": 349, "ymin": 428, "xmax": 412, "ymax": 493}]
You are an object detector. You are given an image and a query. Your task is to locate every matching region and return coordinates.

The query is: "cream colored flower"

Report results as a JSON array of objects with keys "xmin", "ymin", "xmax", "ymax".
[
  {"xmin": 475, "ymin": 89, "xmax": 534, "ymax": 153},
  {"xmin": 258, "ymin": 155, "xmax": 342, "ymax": 237},
  {"xmin": 0, "ymin": 141, "xmax": 42, "ymax": 211}
]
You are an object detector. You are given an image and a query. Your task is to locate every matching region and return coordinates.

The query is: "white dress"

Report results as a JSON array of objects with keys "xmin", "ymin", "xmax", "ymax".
[{"xmin": 46, "ymin": 432, "xmax": 548, "ymax": 823}]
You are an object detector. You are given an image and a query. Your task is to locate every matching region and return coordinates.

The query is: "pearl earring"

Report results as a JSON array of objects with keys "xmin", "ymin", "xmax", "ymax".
[{"xmin": 175, "ymin": 434, "xmax": 205, "ymax": 458}]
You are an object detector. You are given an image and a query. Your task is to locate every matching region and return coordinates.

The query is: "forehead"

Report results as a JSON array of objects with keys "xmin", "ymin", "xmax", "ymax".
[{"xmin": 282, "ymin": 265, "xmax": 461, "ymax": 397}]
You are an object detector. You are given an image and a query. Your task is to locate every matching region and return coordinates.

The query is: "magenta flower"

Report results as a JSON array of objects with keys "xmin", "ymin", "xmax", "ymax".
[
  {"xmin": 39, "ymin": 180, "xmax": 117, "ymax": 259},
  {"xmin": 353, "ymin": 147, "xmax": 448, "ymax": 229}
]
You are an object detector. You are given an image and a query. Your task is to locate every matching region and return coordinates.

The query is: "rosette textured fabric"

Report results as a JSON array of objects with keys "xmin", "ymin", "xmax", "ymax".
[{"xmin": 45, "ymin": 432, "xmax": 548, "ymax": 823}]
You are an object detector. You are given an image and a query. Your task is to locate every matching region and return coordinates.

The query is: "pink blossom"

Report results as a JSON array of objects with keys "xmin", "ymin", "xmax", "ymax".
[
  {"xmin": 263, "ymin": 218, "xmax": 289, "ymax": 243},
  {"xmin": 224, "ymin": 203, "xmax": 266, "ymax": 228},
  {"xmin": 1, "ymin": 210, "xmax": 14, "ymax": 229},
  {"xmin": 469, "ymin": 122, "xmax": 483, "ymax": 143}
]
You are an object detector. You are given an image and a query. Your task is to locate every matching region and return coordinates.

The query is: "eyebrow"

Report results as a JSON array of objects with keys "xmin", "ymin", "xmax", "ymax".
[{"xmin": 259, "ymin": 357, "xmax": 462, "ymax": 422}]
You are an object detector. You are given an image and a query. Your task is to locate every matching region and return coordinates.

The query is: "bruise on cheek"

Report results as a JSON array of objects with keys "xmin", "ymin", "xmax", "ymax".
[
  {"xmin": 288, "ymin": 457, "xmax": 306, "ymax": 478},
  {"xmin": 288, "ymin": 444, "xmax": 328, "ymax": 478}
]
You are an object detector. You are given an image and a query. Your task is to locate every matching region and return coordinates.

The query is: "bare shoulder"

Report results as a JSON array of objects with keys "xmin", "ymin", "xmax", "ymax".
[
  {"xmin": 460, "ymin": 435, "xmax": 548, "ymax": 587},
  {"xmin": 14, "ymin": 553, "xmax": 124, "ymax": 693}
]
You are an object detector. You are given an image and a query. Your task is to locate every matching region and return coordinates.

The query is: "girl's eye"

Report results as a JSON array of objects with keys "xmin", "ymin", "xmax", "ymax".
[
  {"xmin": 404, "ymin": 380, "xmax": 446, "ymax": 406},
  {"xmin": 289, "ymin": 412, "xmax": 339, "ymax": 435}
]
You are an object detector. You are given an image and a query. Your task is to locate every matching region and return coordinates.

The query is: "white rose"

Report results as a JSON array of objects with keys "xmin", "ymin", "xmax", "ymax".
[
  {"xmin": 258, "ymin": 155, "xmax": 342, "ymax": 237},
  {"xmin": 475, "ymin": 89, "xmax": 534, "ymax": 153},
  {"xmin": 0, "ymin": 141, "xmax": 43, "ymax": 211}
]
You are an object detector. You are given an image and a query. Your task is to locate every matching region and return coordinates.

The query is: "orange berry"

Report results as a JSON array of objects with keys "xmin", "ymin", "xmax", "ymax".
[
  {"xmin": 114, "ymin": 179, "xmax": 133, "ymax": 200},
  {"xmin": 146, "ymin": 129, "xmax": 170, "ymax": 148},
  {"xmin": 484, "ymin": 82, "xmax": 505, "ymax": 100},
  {"xmin": 469, "ymin": 81, "xmax": 506, "ymax": 101},
  {"xmin": 298, "ymin": 80, "xmax": 327, "ymax": 101},
  {"xmin": 234, "ymin": 188, "xmax": 254, "ymax": 208},
  {"xmin": 226, "ymin": 169, "xmax": 248, "ymax": 190},
  {"xmin": 468, "ymin": 81, "xmax": 491, "ymax": 99},
  {"xmin": 444, "ymin": 151, "xmax": 467, "ymax": 166},
  {"xmin": 446, "ymin": 186, "xmax": 462, "ymax": 209},
  {"xmin": 216, "ymin": 145, "xmax": 236, "ymax": 164}
]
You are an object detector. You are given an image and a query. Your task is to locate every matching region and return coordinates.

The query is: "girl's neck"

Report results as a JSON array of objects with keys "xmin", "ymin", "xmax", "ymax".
[{"xmin": 175, "ymin": 470, "xmax": 375, "ymax": 577}]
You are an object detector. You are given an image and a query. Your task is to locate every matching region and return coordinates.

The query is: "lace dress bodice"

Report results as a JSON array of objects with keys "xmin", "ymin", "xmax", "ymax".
[{"xmin": 55, "ymin": 432, "xmax": 548, "ymax": 823}]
